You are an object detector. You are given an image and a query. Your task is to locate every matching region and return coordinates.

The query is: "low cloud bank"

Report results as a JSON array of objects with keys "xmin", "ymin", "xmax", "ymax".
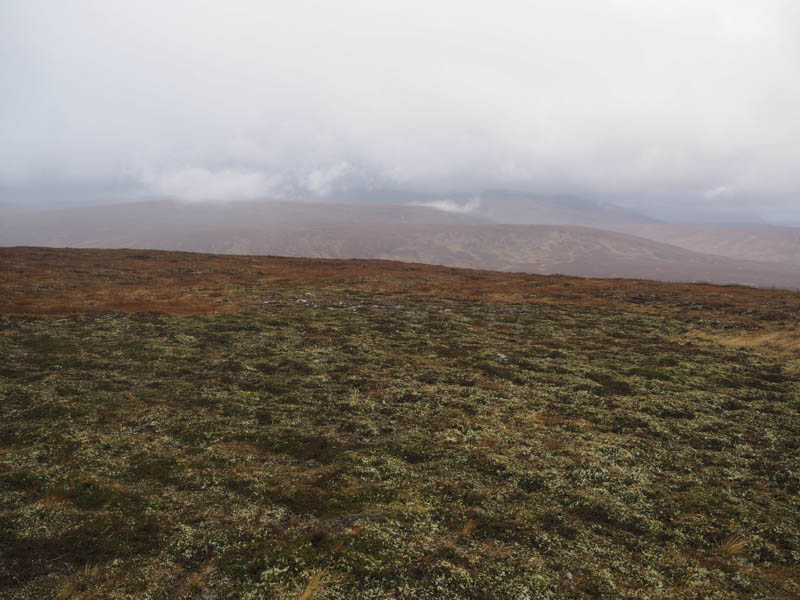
[
  {"xmin": 413, "ymin": 197, "xmax": 482, "ymax": 214},
  {"xmin": 140, "ymin": 168, "xmax": 281, "ymax": 202}
]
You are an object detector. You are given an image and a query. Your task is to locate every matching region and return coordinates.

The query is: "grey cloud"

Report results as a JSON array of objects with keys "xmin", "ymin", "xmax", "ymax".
[
  {"xmin": 412, "ymin": 198, "xmax": 482, "ymax": 215},
  {"xmin": 1, "ymin": 1, "xmax": 798, "ymax": 221},
  {"xmin": 140, "ymin": 168, "xmax": 284, "ymax": 202}
]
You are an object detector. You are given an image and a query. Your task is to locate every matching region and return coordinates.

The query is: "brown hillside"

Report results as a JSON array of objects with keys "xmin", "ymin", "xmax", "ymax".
[
  {"xmin": 607, "ymin": 223, "xmax": 800, "ymax": 266},
  {"xmin": 2, "ymin": 247, "xmax": 799, "ymax": 325},
  {"xmin": 4, "ymin": 201, "xmax": 800, "ymax": 290}
]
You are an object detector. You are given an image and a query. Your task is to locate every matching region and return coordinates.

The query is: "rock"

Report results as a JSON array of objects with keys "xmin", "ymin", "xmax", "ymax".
[{"xmin": 342, "ymin": 513, "xmax": 370, "ymax": 524}]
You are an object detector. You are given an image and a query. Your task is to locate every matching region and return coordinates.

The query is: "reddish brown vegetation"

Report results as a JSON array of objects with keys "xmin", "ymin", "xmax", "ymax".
[{"xmin": 2, "ymin": 247, "xmax": 798, "ymax": 325}]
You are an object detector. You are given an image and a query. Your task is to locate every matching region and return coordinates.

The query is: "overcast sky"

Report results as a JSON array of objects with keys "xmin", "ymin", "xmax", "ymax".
[{"xmin": 1, "ymin": 1, "xmax": 799, "ymax": 222}]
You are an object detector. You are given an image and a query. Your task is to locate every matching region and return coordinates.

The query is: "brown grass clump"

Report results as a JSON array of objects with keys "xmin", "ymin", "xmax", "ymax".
[
  {"xmin": 533, "ymin": 414, "xmax": 570, "ymax": 427},
  {"xmin": 297, "ymin": 570, "xmax": 327, "ymax": 600},
  {"xmin": 57, "ymin": 580, "xmax": 78, "ymax": 600},
  {"xmin": 187, "ymin": 571, "xmax": 206, "ymax": 590},
  {"xmin": 461, "ymin": 518, "xmax": 477, "ymax": 537},
  {"xmin": 543, "ymin": 436, "xmax": 565, "ymax": 451},
  {"xmin": 56, "ymin": 563, "xmax": 101, "ymax": 600},
  {"xmin": 714, "ymin": 535, "xmax": 748, "ymax": 558}
]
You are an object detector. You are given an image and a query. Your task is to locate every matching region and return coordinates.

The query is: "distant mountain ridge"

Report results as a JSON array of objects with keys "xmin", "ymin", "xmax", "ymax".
[
  {"xmin": 468, "ymin": 191, "xmax": 655, "ymax": 225},
  {"xmin": 0, "ymin": 199, "xmax": 487, "ymax": 247},
  {"xmin": 604, "ymin": 223, "xmax": 800, "ymax": 267},
  {"xmin": 323, "ymin": 189, "xmax": 656, "ymax": 225},
  {"xmin": 3, "ymin": 199, "xmax": 800, "ymax": 289}
]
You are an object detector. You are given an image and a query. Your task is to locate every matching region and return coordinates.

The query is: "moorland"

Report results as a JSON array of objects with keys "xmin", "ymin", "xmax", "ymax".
[{"xmin": 1, "ymin": 247, "xmax": 799, "ymax": 599}]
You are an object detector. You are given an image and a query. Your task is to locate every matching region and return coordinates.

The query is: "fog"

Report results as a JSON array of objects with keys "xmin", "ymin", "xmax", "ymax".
[{"xmin": 2, "ymin": 1, "xmax": 799, "ymax": 223}]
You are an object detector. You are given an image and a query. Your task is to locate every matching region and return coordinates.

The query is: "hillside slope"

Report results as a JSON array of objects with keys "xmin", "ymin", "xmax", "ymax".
[
  {"xmin": 3, "ymin": 202, "xmax": 800, "ymax": 289},
  {"xmin": 469, "ymin": 191, "xmax": 654, "ymax": 225},
  {"xmin": 1, "ymin": 248, "xmax": 799, "ymax": 599},
  {"xmin": 162, "ymin": 223, "xmax": 800, "ymax": 289},
  {"xmin": 605, "ymin": 223, "xmax": 800, "ymax": 266},
  {"xmin": 313, "ymin": 189, "xmax": 654, "ymax": 225},
  {"xmin": 0, "ymin": 199, "xmax": 487, "ymax": 247}
]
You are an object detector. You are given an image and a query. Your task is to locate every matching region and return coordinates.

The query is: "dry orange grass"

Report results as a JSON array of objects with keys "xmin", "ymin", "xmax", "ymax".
[
  {"xmin": 57, "ymin": 580, "xmax": 77, "ymax": 600},
  {"xmin": 461, "ymin": 518, "xmax": 477, "ymax": 537},
  {"xmin": 543, "ymin": 436, "xmax": 565, "ymax": 451},
  {"xmin": 297, "ymin": 570, "xmax": 327, "ymax": 600},
  {"xmin": 3, "ymin": 247, "xmax": 799, "ymax": 322},
  {"xmin": 532, "ymin": 414, "xmax": 570, "ymax": 427},
  {"xmin": 474, "ymin": 436, "xmax": 500, "ymax": 450},
  {"xmin": 689, "ymin": 328, "xmax": 800, "ymax": 358},
  {"xmin": 56, "ymin": 564, "xmax": 100, "ymax": 600},
  {"xmin": 477, "ymin": 378, "xmax": 507, "ymax": 392},
  {"xmin": 714, "ymin": 535, "xmax": 748, "ymax": 558},
  {"xmin": 186, "ymin": 571, "xmax": 206, "ymax": 590},
  {"xmin": 761, "ymin": 564, "xmax": 799, "ymax": 587}
]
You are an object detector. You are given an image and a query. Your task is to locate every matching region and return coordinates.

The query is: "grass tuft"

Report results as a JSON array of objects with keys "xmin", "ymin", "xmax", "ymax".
[
  {"xmin": 57, "ymin": 580, "xmax": 77, "ymax": 600},
  {"xmin": 297, "ymin": 569, "xmax": 327, "ymax": 600},
  {"xmin": 714, "ymin": 535, "xmax": 748, "ymax": 557}
]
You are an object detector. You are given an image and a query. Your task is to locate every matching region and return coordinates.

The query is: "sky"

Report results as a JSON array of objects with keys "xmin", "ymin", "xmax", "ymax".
[{"xmin": 1, "ymin": 1, "xmax": 799, "ymax": 223}]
